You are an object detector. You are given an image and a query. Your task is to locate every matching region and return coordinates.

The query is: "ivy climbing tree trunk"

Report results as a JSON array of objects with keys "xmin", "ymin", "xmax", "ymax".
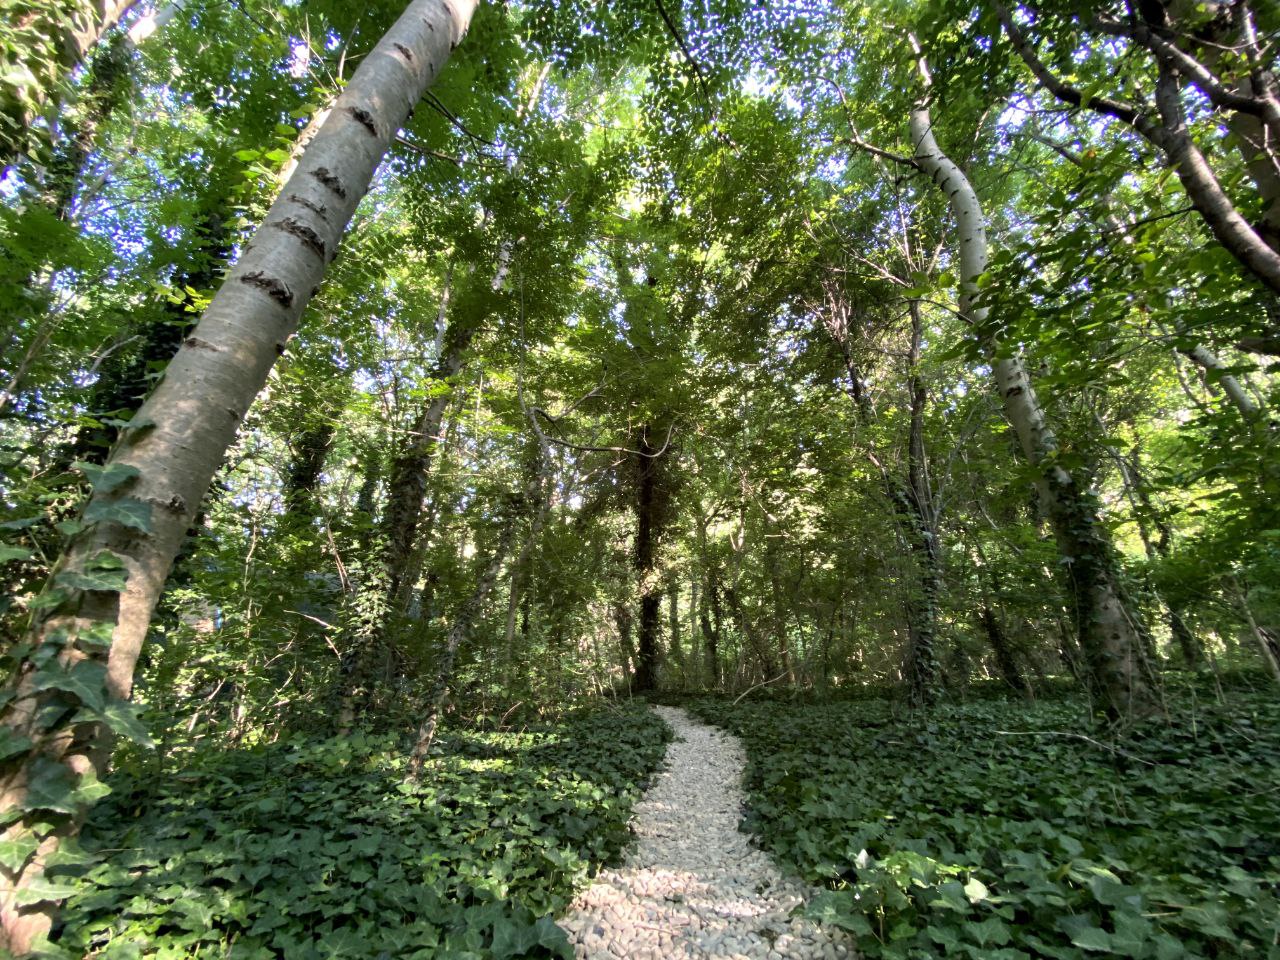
[
  {"xmin": 630, "ymin": 424, "xmax": 668, "ymax": 693},
  {"xmin": 0, "ymin": 0, "xmax": 476, "ymax": 949},
  {"xmin": 407, "ymin": 517, "xmax": 515, "ymax": 776},
  {"xmin": 908, "ymin": 95, "xmax": 1158, "ymax": 721},
  {"xmin": 1, "ymin": 0, "xmax": 141, "ymax": 167},
  {"xmin": 900, "ymin": 300, "xmax": 941, "ymax": 705}
]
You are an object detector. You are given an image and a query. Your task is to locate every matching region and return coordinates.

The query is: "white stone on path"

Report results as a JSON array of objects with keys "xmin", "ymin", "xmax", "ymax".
[{"xmin": 559, "ymin": 706, "xmax": 856, "ymax": 959}]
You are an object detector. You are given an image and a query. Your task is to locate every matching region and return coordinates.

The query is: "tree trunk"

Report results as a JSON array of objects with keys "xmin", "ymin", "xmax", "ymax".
[
  {"xmin": 667, "ymin": 579, "xmax": 684, "ymax": 674},
  {"xmin": 0, "ymin": 2, "xmax": 476, "ymax": 949},
  {"xmin": 614, "ymin": 602, "xmax": 636, "ymax": 686},
  {"xmin": 979, "ymin": 606, "xmax": 1030, "ymax": 698},
  {"xmin": 703, "ymin": 575, "xmax": 723, "ymax": 688},
  {"xmin": 725, "ymin": 586, "xmax": 776, "ymax": 683},
  {"xmin": 407, "ymin": 519, "xmax": 514, "ymax": 776},
  {"xmin": 901, "ymin": 300, "xmax": 942, "ymax": 705},
  {"xmin": 909, "ymin": 100, "xmax": 1158, "ymax": 721},
  {"xmin": 2, "ymin": 0, "xmax": 141, "ymax": 168},
  {"xmin": 631, "ymin": 425, "xmax": 665, "ymax": 692},
  {"xmin": 1118, "ymin": 452, "xmax": 1205, "ymax": 666}
]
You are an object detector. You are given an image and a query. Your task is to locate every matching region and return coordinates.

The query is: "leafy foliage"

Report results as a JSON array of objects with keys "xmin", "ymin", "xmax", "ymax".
[
  {"xmin": 45, "ymin": 705, "xmax": 670, "ymax": 959},
  {"xmin": 687, "ymin": 685, "xmax": 1280, "ymax": 959}
]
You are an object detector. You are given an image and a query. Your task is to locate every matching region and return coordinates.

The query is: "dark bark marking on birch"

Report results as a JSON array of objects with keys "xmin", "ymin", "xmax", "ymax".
[
  {"xmin": 346, "ymin": 106, "xmax": 379, "ymax": 138},
  {"xmin": 240, "ymin": 271, "xmax": 294, "ymax": 308},
  {"xmin": 183, "ymin": 337, "xmax": 222, "ymax": 352},
  {"xmin": 310, "ymin": 167, "xmax": 348, "ymax": 199},
  {"xmin": 272, "ymin": 217, "xmax": 327, "ymax": 260},
  {"xmin": 287, "ymin": 193, "xmax": 328, "ymax": 218},
  {"xmin": 393, "ymin": 42, "xmax": 415, "ymax": 64}
]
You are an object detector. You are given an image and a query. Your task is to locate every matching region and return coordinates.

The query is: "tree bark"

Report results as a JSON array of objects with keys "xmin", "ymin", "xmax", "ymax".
[
  {"xmin": 0, "ymin": 1, "xmax": 476, "ymax": 949},
  {"xmin": 997, "ymin": 3, "xmax": 1280, "ymax": 331},
  {"xmin": 703, "ymin": 575, "xmax": 723, "ymax": 688},
  {"xmin": 407, "ymin": 518, "xmax": 515, "ymax": 776},
  {"xmin": 908, "ymin": 100, "xmax": 1158, "ymax": 720},
  {"xmin": 1, "ymin": 0, "xmax": 141, "ymax": 167},
  {"xmin": 667, "ymin": 579, "xmax": 684, "ymax": 674},
  {"xmin": 630, "ymin": 425, "xmax": 666, "ymax": 693}
]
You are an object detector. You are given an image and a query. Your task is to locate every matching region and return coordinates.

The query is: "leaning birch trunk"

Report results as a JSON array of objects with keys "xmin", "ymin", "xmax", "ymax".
[
  {"xmin": 0, "ymin": 1, "xmax": 476, "ymax": 950},
  {"xmin": 908, "ymin": 102, "xmax": 1158, "ymax": 721}
]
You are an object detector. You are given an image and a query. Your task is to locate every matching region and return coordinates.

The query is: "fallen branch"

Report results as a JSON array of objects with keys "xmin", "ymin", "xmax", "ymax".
[
  {"xmin": 993, "ymin": 729, "xmax": 1156, "ymax": 766},
  {"xmin": 732, "ymin": 670, "xmax": 790, "ymax": 706}
]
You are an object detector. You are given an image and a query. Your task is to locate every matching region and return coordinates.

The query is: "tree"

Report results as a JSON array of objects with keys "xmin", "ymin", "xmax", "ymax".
[{"xmin": 0, "ymin": 0, "xmax": 476, "ymax": 947}]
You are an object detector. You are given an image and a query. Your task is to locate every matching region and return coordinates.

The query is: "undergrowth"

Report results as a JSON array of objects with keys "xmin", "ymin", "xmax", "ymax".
[
  {"xmin": 41, "ymin": 703, "xmax": 670, "ymax": 959},
  {"xmin": 686, "ymin": 687, "xmax": 1280, "ymax": 959}
]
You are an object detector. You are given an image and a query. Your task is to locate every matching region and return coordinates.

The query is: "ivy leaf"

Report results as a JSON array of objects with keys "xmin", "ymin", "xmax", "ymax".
[
  {"xmin": 964, "ymin": 877, "xmax": 990, "ymax": 904},
  {"xmin": 0, "ymin": 545, "xmax": 33, "ymax": 563},
  {"xmin": 0, "ymin": 728, "xmax": 33, "ymax": 761},
  {"xmin": 72, "ymin": 461, "xmax": 140, "ymax": 494},
  {"xmin": 83, "ymin": 497, "xmax": 153, "ymax": 534},
  {"xmin": 55, "ymin": 567, "xmax": 127, "ymax": 593},
  {"xmin": 76, "ymin": 621, "xmax": 115, "ymax": 650},
  {"xmin": 0, "ymin": 517, "xmax": 41, "ymax": 531},
  {"xmin": 31, "ymin": 659, "xmax": 108, "ymax": 711},
  {"xmin": 0, "ymin": 833, "xmax": 38, "ymax": 872},
  {"xmin": 73, "ymin": 700, "xmax": 155, "ymax": 748},
  {"xmin": 26, "ymin": 587, "xmax": 70, "ymax": 611},
  {"xmin": 12, "ymin": 875, "xmax": 79, "ymax": 906},
  {"xmin": 24, "ymin": 757, "xmax": 81, "ymax": 815}
]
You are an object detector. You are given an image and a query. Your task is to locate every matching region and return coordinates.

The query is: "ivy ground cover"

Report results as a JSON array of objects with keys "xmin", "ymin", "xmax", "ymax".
[
  {"xmin": 686, "ymin": 687, "xmax": 1280, "ymax": 959},
  {"xmin": 40, "ymin": 704, "xmax": 669, "ymax": 959}
]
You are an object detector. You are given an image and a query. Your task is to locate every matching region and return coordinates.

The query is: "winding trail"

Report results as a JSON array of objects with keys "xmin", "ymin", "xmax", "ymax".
[{"xmin": 560, "ymin": 706, "xmax": 855, "ymax": 960}]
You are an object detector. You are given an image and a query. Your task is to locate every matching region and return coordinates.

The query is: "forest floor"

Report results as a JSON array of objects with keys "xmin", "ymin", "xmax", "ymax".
[
  {"xmin": 685, "ymin": 679, "xmax": 1280, "ymax": 959},
  {"xmin": 47, "ymin": 705, "xmax": 671, "ymax": 959},
  {"xmin": 559, "ymin": 706, "xmax": 854, "ymax": 960}
]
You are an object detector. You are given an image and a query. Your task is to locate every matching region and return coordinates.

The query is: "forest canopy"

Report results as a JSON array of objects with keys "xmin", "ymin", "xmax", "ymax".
[{"xmin": 0, "ymin": 0, "xmax": 1277, "ymax": 956}]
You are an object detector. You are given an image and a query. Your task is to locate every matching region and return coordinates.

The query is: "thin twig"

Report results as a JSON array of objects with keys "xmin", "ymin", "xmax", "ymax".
[{"xmin": 993, "ymin": 729, "xmax": 1156, "ymax": 765}]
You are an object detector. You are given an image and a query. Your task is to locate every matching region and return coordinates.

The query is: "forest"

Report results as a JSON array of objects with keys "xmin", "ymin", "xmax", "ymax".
[{"xmin": 0, "ymin": 0, "xmax": 1278, "ymax": 956}]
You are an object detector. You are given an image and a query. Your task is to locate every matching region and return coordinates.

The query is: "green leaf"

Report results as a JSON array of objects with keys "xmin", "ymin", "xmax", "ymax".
[
  {"xmin": 12, "ymin": 875, "xmax": 79, "ymax": 906},
  {"xmin": 73, "ymin": 700, "xmax": 155, "ymax": 748},
  {"xmin": 0, "ymin": 517, "xmax": 41, "ymax": 531},
  {"xmin": 76, "ymin": 621, "xmax": 115, "ymax": 650},
  {"xmin": 24, "ymin": 757, "xmax": 81, "ymax": 815},
  {"xmin": 26, "ymin": 588, "xmax": 70, "ymax": 611},
  {"xmin": 0, "ymin": 728, "xmax": 33, "ymax": 761},
  {"xmin": 0, "ymin": 544, "xmax": 33, "ymax": 563},
  {"xmin": 55, "ymin": 567, "xmax": 127, "ymax": 593},
  {"xmin": 83, "ymin": 497, "xmax": 152, "ymax": 534},
  {"xmin": 0, "ymin": 833, "xmax": 38, "ymax": 872},
  {"xmin": 1060, "ymin": 915, "xmax": 1115, "ymax": 952},
  {"xmin": 31, "ymin": 659, "xmax": 108, "ymax": 711},
  {"xmin": 964, "ymin": 877, "xmax": 989, "ymax": 904},
  {"xmin": 72, "ymin": 461, "xmax": 140, "ymax": 495}
]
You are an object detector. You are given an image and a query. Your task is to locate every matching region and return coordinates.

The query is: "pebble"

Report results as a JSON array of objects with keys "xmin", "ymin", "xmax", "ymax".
[{"xmin": 559, "ymin": 706, "xmax": 857, "ymax": 959}]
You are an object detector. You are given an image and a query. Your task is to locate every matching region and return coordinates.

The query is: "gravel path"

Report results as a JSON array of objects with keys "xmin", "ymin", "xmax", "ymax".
[{"xmin": 559, "ymin": 706, "xmax": 855, "ymax": 959}]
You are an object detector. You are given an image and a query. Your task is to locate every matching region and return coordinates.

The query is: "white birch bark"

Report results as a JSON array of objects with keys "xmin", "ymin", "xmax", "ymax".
[
  {"xmin": 908, "ymin": 102, "xmax": 1157, "ymax": 719},
  {"xmin": 0, "ymin": 0, "xmax": 477, "ymax": 950}
]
